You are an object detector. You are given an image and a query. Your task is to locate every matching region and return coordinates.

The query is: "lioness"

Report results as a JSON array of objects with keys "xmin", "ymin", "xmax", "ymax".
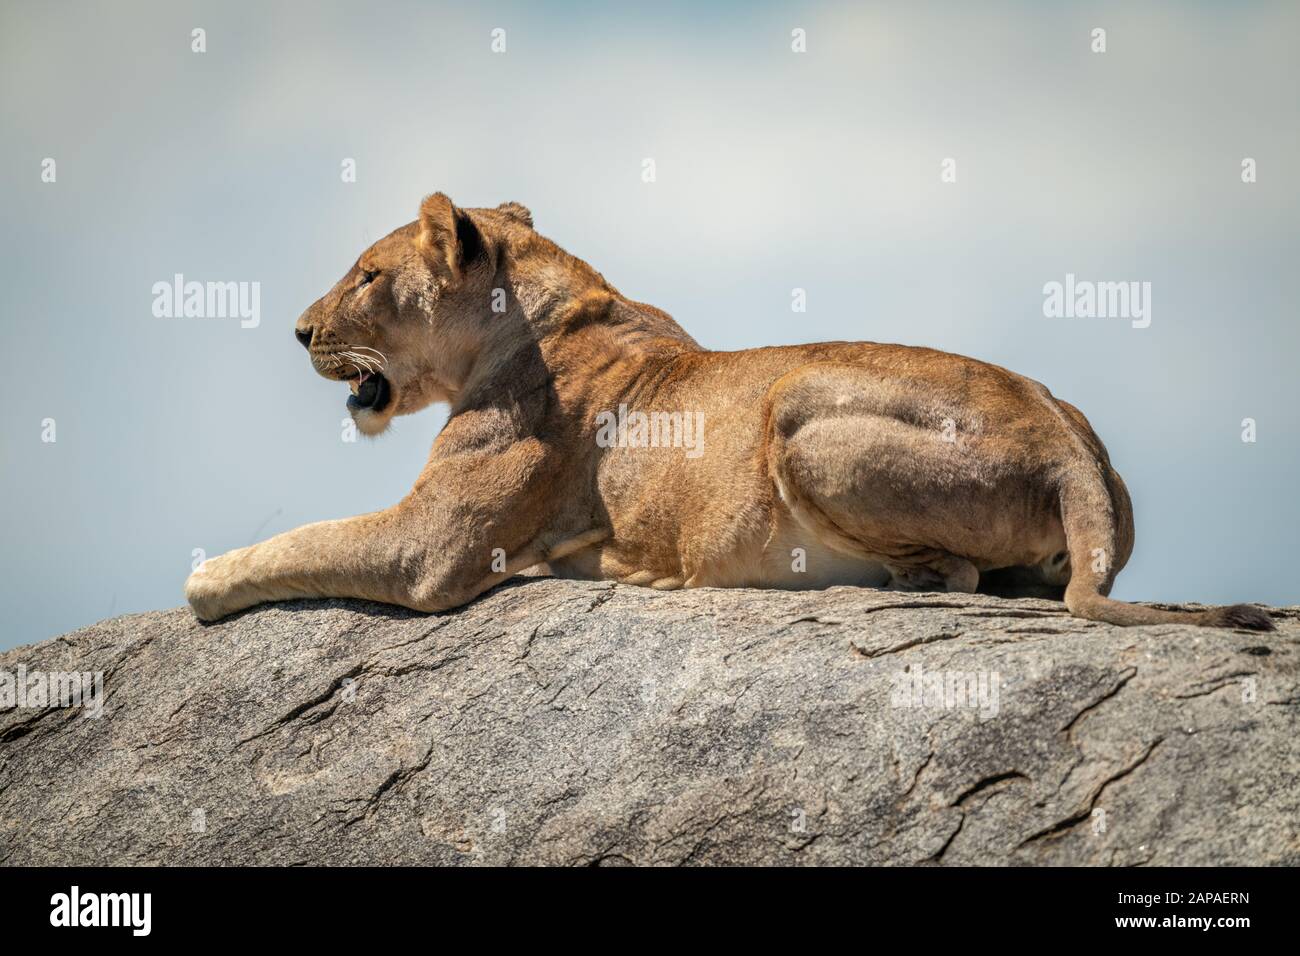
[{"xmin": 185, "ymin": 193, "xmax": 1272, "ymax": 631}]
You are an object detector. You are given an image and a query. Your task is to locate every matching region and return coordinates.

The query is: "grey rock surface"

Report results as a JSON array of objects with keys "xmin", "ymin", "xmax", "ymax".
[{"xmin": 1, "ymin": 579, "xmax": 1296, "ymax": 865}]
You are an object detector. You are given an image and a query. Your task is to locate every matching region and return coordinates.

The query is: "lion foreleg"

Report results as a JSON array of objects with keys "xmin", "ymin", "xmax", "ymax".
[{"xmin": 184, "ymin": 509, "xmax": 454, "ymax": 621}]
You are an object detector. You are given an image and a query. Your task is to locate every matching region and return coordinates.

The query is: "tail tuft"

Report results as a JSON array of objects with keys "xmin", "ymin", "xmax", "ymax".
[{"xmin": 1206, "ymin": 603, "xmax": 1275, "ymax": 632}]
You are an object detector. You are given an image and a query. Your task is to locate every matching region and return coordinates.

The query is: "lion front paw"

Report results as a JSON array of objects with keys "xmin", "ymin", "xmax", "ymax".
[{"xmin": 184, "ymin": 552, "xmax": 246, "ymax": 622}]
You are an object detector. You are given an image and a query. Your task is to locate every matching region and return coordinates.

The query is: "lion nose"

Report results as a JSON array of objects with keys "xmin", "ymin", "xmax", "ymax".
[{"xmin": 295, "ymin": 326, "xmax": 314, "ymax": 349}]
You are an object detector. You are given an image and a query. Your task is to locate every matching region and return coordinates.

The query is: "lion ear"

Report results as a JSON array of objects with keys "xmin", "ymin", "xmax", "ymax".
[
  {"xmin": 496, "ymin": 201, "xmax": 533, "ymax": 228},
  {"xmin": 418, "ymin": 192, "xmax": 481, "ymax": 281}
]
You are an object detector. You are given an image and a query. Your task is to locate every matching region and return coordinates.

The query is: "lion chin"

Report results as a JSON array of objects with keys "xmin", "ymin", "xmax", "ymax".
[{"xmin": 349, "ymin": 405, "xmax": 394, "ymax": 437}]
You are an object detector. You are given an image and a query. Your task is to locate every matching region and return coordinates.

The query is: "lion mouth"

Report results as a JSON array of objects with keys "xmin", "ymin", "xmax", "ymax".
[{"xmin": 346, "ymin": 371, "xmax": 391, "ymax": 413}]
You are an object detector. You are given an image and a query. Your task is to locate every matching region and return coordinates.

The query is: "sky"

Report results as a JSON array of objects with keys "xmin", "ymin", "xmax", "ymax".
[{"xmin": 1, "ymin": 0, "xmax": 1297, "ymax": 650}]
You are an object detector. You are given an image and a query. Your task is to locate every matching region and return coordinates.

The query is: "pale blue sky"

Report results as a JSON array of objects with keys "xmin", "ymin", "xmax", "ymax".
[{"xmin": 2, "ymin": 0, "xmax": 1297, "ymax": 649}]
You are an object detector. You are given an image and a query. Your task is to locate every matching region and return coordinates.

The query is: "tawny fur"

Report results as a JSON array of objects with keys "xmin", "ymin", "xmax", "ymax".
[{"xmin": 185, "ymin": 193, "xmax": 1273, "ymax": 632}]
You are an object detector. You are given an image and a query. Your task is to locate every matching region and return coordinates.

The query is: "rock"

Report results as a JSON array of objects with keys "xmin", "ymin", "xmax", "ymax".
[{"xmin": 1, "ymin": 580, "xmax": 1296, "ymax": 865}]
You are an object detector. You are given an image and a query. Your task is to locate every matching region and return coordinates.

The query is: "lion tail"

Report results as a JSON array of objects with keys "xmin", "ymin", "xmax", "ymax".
[{"xmin": 1058, "ymin": 468, "xmax": 1273, "ymax": 630}]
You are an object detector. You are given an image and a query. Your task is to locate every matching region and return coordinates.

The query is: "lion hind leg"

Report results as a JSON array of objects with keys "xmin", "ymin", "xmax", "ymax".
[{"xmin": 885, "ymin": 554, "xmax": 979, "ymax": 594}]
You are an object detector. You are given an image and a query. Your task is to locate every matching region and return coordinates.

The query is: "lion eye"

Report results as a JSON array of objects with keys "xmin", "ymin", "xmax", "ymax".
[{"xmin": 359, "ymin": 269, "xmax": 378, "ymax": 287}]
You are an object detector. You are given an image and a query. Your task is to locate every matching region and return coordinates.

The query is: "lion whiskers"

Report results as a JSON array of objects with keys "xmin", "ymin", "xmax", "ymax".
[
  {"xmin": 337, "ymin": 346, "xmax": 387, "ymax": 377},
  {"xmin": 339, "ymin": 350, "xmax": 380, "ymax": 374},
  {"xmin": 349, "ymin": 345, "xmax": 388, "ymax": 365}
]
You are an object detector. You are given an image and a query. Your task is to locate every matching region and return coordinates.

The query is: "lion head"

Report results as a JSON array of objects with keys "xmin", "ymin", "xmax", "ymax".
[{"xmin": 293, "ymin": 192, "xmax": 534, "ymax": 435}]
